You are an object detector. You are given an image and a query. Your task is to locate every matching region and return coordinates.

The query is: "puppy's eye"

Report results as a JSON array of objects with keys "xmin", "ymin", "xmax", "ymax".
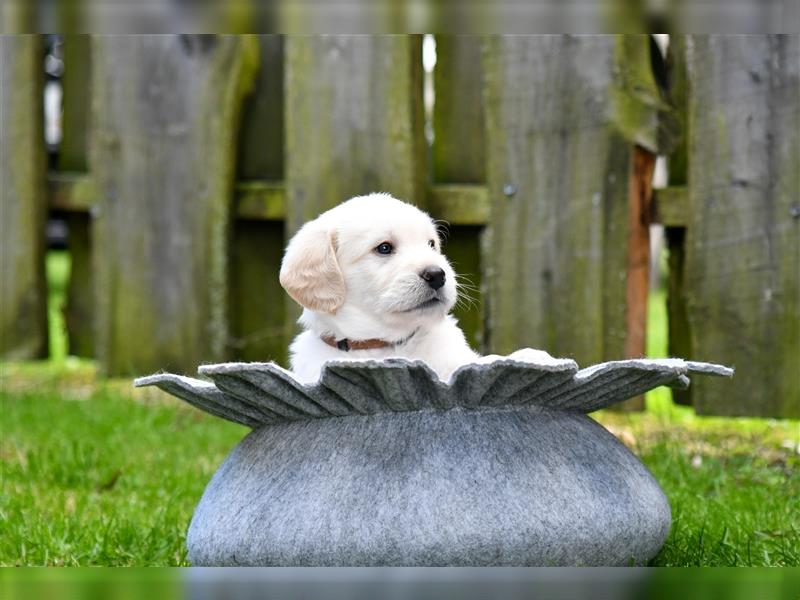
[
  {"xmin": 428, "ymin": 239, "xmax": 436, "ymax": 249},
  {"xmin": 375, "ymin": 242, "xmax": 394, "ymax": 255}
]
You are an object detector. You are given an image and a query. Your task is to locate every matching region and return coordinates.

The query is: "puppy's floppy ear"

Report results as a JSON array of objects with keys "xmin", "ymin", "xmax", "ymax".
[{"xmin": 279, "ymin": 221, "xmax": 346, "ymax": 314}]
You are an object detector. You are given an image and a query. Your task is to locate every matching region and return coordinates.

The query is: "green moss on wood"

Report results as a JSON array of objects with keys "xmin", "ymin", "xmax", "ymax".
[
  {"xmin": 90, "ymin": 35, "xmax": 258, "ymax": 376},
  {"xmin": 433, "ymin": 36, "xmax": 486, "ymax": 184},
  {"xmin": 0, "ymin": 35, "xmax": 48, "ymax": 360},
  {"xmin": 685, "ymin": 35, "xmax": 799, "ymax": 418},
  {"xmin": 611, "ymin": 34, "xmax": 679, "ymax": 154},
  {"xmin": 427, "ymin": 185, "xmax": 489, "ymax": 225},
  {"xmin": 235, "ymin": 181, "xmax": 286, "ymax": 220},
  {"xmin": 652, "ymin": 186, "xmax": 688, "ymax": 227},
  {"xmin": 483, "ymin": 36, "xmax": 634, "ymax": 370},
  {"xmin": 59, "ymin": 35, "xmax": 91, "ymax": 172}
]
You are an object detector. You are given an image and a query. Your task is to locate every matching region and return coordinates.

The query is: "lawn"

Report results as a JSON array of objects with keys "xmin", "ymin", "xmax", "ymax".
[{"xmin": 0, "ymin": 251, "xmax": 798, "ymax": 566}]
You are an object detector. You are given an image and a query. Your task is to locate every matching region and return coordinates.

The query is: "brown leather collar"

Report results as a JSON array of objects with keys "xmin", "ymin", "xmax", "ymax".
[
  {"xmin": 320, "ymin": 335, "xmax": 394, "ymax": 352},
  {"xmin": 321, "ymin": 328, "xmax": 419, "ymax": 352}
]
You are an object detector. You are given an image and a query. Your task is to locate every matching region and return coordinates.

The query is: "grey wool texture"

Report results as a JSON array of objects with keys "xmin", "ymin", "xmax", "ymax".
[{"xmin": 135, "ymin": 351, "xmax": 732, "ymax": 566}]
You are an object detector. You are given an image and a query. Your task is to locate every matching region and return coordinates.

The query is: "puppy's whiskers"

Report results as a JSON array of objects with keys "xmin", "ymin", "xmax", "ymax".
[{"xmin": 454, "ymin": 274, "xmax": 479, "ymax": 306}]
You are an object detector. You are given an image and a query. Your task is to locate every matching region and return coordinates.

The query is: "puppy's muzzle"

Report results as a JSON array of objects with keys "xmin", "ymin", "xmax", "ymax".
[{"xmin": 420, "ymin": 267, "xmax": 446, "ymax": 291}]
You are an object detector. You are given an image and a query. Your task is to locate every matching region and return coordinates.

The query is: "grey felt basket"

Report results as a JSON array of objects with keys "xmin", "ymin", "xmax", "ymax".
[{"xmin": 135, "ymin": 350, "xmax": 732, "ymax": 566}]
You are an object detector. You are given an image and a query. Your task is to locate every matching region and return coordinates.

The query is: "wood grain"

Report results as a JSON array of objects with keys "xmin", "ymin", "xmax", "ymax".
[
  {"xmin": 0, "ymin": 35, "xmax": 47, "ymax": 360},
  {"xmin": 90, "ymin": 35, "xmax": 258, "ymax": 375},
  {"xmin": 433, "ymin": 35, "xmax": 485, "ymax": 183},
  {"xmin": 483, "ymin": 35, "xmax": 634, "ymax": 367},
  {"xmin": 285, "ymin": 35, "xmax": 426, "ymax": 232},
  {"xmin": 662, "ymin": 35, "xmax": 692, "ymax": 406},
  {"xmin": 686, "ymin": 35, "xmax": 799, "ymax": 417},
  {"xmin": 59, "ymin": 34, "xmax": 94, "ymax": 357},
  {"xmin": 621, "ymin": 146, "xmax": 656, "ymax": 410}
]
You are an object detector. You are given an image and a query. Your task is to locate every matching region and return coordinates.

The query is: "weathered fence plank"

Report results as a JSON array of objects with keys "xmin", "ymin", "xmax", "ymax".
[
  {"xmin": 59, "ymin": 34, "xmax": 94, "ymax": 357},
  {"xmin": 483, "ymin": 36, "xmax": 640, "ymax": 369},
  {"xmin": 64, "ymin": 212, "xmax": 93, "ymax": 358},
  {"xmin": 433, "ymin": 35, "xmax": 485, "ymax": 184},
  {"xmin": 685, "ymin": 35, "xmax": 799, "ymax": 417},
  {"xmin": 60, "ymin": 35, "xmax": 91, "ymax": 172},
  {"xmin": 90, "ymin": 35, "xmax": 258, "ymax": 376},
  {"xmin": 624, "ymin": 146, "xmax": 657, "ymax": 367},
  {"xmin": 285, "ymin": 35, "xmax": 426, "ymax": 232},
  {"xmin": 230, "ymin": 35, "xmax": 286, "ymax": 363},
  {"xmin": 0, "ymin": 2, "xmax": 36, "ymax": 33},
  {"xmin": 0, "ymin": 35, "xmax": 47, "ymax": 360},
  {"xmin": 237, "ymin": 35, "xmax": 283, "ymax": 182},
  {"xmin": 662, "ymin": 35, "xmax": 692, "ymax": 406}
]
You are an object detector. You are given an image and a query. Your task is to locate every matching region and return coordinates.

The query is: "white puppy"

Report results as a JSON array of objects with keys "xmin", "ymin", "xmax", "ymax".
[{"xmin": 279, "ymin": 193, "xmax": 478, "ymax": 383}]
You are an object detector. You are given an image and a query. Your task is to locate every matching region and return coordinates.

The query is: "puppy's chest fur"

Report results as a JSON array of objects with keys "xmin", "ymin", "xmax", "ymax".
[{"xmin": 289, "ymin": 315, "xmax": 477, "ymax": 384}]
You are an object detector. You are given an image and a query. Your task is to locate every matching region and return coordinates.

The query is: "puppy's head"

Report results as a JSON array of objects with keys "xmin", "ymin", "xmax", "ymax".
[{"xmin": 279, "ymin": 193, "xmax": 457, "ymax": 336}]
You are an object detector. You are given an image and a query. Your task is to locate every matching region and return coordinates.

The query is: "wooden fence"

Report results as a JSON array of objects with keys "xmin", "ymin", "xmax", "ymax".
[{"xmin": 1, "ymin": 34, "xmax": 797, "ymax": 417}]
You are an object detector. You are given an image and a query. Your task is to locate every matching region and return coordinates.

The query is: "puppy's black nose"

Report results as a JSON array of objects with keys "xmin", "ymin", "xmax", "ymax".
[{"xmin": 420, "ymin": 267, "xmax": 446, "ymax": 290}]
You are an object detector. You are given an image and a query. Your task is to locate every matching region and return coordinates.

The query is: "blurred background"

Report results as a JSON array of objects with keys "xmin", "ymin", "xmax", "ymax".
[
  {"xmin": 0, "ymin": 30, "xmax": 798, "ymax": 567},
  {"xmin": 2, "ymin": 33, "xmax": 797, "ymax": 416}
]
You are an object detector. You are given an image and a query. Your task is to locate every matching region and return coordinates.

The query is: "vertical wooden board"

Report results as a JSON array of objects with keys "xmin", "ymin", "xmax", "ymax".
[
  {"xmin": 433, "ymin": 35, "xmax": 485, "ymax": 183},
  {"xmin": 60, "ymin": 34, "xmax": 91, "ymax": 171},
  {"xmin": 0, "ymin": 2, "xmax": 36, "ymax": 33},
  {"xmin": 686, "ymin": 35, "xmax": 799, "ymax": 417},
  {"xmin": 64, "ymin": 212, "xmax": 93, "ymax": 357},
  {"xmin": 228, "ymin": 221, "xmax": 287, "ymax": 365},
  {"xmin": 665, "ymin": 35, "xmax": 689, "ymax": 187},
  {"xmin": 618, "ymin": 146, "xmax": 656, "ymax": 411},
  {"xmin": 90, "ymin": 35, "xmax": 258, "ymax": 376},
  {"xmin": 482, "ymin": 36, "xmax": 633, "ymax": 366},
  {"xmin": 237, "ymin": 35, "xmax": 284, "ymax": 180},
  {"xmin": 663, "ymin": 35, "xmax": 692, "ymax": 406},
  {"xmin": 60, "ymin": 34, "xmax": 94, "ymax": 357},
  {"xmin": 600, "ymin": 137, "xmax": 634, "ymax": 365},
  {"xmin": 285, "ymin": 34, "xmax": 426, "ymax": 233},
  {"xmin": 0, "ymin": 35, "xmax": 48, "ymax": 360},
  {"xmin": 665, "ymin": 226, "xmax": 691, "ymax": 405},
  {"xmin": 284, "ymin": 35, "xmax": 426, "ymax": 332}
]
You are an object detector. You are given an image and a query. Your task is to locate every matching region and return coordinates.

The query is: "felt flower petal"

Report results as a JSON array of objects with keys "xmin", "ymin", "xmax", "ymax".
[
  {"xmin": 133, "ymin": 374, "xmax": 266, "ymax": 428},
  {"xmin": 134, "ymin": 353, "xmax": 733, "ymax": 428}
]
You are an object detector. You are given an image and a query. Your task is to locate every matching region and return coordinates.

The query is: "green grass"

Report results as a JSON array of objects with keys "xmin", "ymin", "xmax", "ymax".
[
  {"xmin": 2, "ymin": 252, "xmax": 246, "ymax": 566},
  {"xmin": 0, "ymin": 251, "xmax": 798, "ymax": 566},
  {"xmin": 0, "ymin": 379, "xmax": 244, "ymax": 566},
  {"xmin": 595, "ymin": 286, "xmax": 800, "ymax": 565}
]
